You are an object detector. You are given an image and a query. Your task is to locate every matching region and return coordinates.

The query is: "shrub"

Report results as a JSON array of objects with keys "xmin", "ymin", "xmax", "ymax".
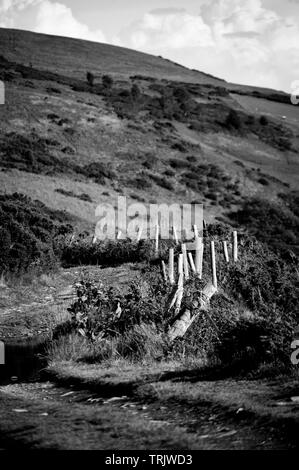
[
  {"xmin": 259, "ymin": 115, "xmax": 268, "ymax": 126},
  {"xmin": 86, "ymin": 71, "xmax": 95, "ymax": 87},
  {"xmin": 172, "ymin": 86, "xmax": 191, "ymax": 103},
  {"xmin": 83, "ymin": 162, "xmax": 116, "ymax": 183},
  {"xmin": 102, "ymin": 74, "xmax": 113, "ymax": 89},
  {"xmin": 0, "ymin": 132, "xmax": 64, "ymax": 174},
  {"xmin": 228, "ymin": 198, "xmax": 299, "ymax": 257},
  {"xmin": 169, "ymin": 159, "xmax": 190, "ymax": 169},
  {"xmin": 258, "ymin": 177, "xmax": 269, "ymax": 186},
  {"xmin": 131, "ymin": 83, "xmax": 141, "ymax": 100},
  {"xmin": 0, "ymin": 193, "xmax": 73, "ymax": 275},
  {"xmin": 148, "ymin": 173, "xmax": 174, "ymax": 191},
  {"xmin": 225, "ymin": 109, "xmax": 242, "ymax": 130}
]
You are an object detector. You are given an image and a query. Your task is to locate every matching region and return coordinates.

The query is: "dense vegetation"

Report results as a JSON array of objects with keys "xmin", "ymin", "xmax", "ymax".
[
  {"xmin": 54, "ymin": 227, "xmax": 298, "ymax": 376},
  {"xmin": 229, "ymin": 197, "xmax": 299, "ymax": 257},
  {"xmin": 0, "ymin": 193, "xmax": 73, "ymax": 275}
]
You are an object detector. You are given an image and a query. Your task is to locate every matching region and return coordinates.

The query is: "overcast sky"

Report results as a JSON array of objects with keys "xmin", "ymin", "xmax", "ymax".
[{"xmin": 1, "ymin": 0, "xmax": 299, "ymax": 91}]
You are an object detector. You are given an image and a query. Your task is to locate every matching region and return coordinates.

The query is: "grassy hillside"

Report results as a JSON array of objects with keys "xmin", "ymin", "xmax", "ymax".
[
  {"xmin": 0, "ymin": 28, "xmax": 225, "ymax": 85},
  {"xmin": 0, "ymin": 27, "xmax": 298, "ymax": 269}
]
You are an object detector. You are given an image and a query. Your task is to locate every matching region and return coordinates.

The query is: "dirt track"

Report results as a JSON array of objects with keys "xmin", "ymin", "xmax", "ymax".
[{"xmin": 0, "ymin": 376, "xmax": 295, "ymax": 450}]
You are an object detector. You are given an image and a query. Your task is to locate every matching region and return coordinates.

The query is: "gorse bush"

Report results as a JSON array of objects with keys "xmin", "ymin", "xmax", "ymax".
[
  {"xmin": 225, "ymin": 109, "xmax": 242, "ymax": 130},
  {"xmin": 62, "ymin": 237, "xmax": 178, "ymax": 267},
  {"xmin": 102, "ymin": 74, "xmax": 113, "ymax": 89},
  {"xmin": 0, "ymin": 193, "xmax": 73, "ymax": 275},
  {"xmin": 228, "ymin": 197, "xmax": 299, "ymax": 257}
]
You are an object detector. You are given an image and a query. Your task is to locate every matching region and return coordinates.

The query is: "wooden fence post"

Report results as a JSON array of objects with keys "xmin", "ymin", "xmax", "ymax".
[
  {"xmin": 178, "ymin": 253, "xmax": 184, "ymax": 279},
  {"xmin": 173, "ymin": 226, "xmax": 178, "ymax": 244},
  {"xmin": 181, "ymin": 244, "xmax": 189, "ymax": 280},
  {"xmin": 161, "ymin": 260, "xmax": 167, "ymax": 283},
  {"xmin": 168, "ymin": 248, "xmax": 175, "ymax": 285},
  {"xmin": 137, "ymin": 225, "xmax": 143, "ymax": 242},
  {"xmin": 223, "ymin": 240, "xmax": 229, "ymax": 263},
  {"xmin": 195, "ymin": 237, "xmax": 204, "ymax": 279},
  {"xmin": 188, "ymin": 252, "xmax": 196, "ymax": 273},
  {"xmin": 117, "ymin": 230, "xmax": 122, "ymax": 240},
  {"xmin": 168, "ymin": 282, "xmax": 217, "ymax": 341},
  {"xmin": 193, "ymin": 224, "xmax": 198, "ymax": 239},
  {"xmin": 210, "ymin": 240, "xmax": 217, "ymax": 289},
  {"xmin": 174, "ymin": 273, "xmax": 184, "ymax": 315},
  {"xmin": 155, "ymin": 224, "xmax": 159, "ymax": 255},
  {"xmin": 69, "ymin": 234, "xmax": 75, "ymax": 246},
  {"xmin": 233, "ymin": 231, "xmax": 238, "ymax": 262}
]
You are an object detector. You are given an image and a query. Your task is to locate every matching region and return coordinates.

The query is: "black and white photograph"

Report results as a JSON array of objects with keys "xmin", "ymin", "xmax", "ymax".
[{"xmin": 0, "ymin": 0, "xmax": 298, "ymax": 455}]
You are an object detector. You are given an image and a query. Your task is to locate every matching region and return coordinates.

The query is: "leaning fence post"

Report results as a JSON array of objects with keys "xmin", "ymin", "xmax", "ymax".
[
  {"xmin": 223, "ymin": 240, "xmax": 229, "ymax": 263},
  {"xmin": 117, "ymin": 230, "xmax": 122, "ymax": 240},
  {"xmin": 210, "ymin": 240, "xmax": 217, "ymax": 289},
  {"xmin": 181, "ymin": 244, "xmax": 189, "ymax": 280},
  {"xmin": 188, "ymin": 252, "xmax": 196, "ymax": 273},
  {"xmin": 195, "ymin": 237, "xmax": 203, "ymax": 279},
  {"xmin": 161, "ymin": 260, "xmax": 167, "ymax": 283},
  {"xmin": 168, "ymin": 248, "xmax": 175, "ymax": 285},
  {"xmin": 233, "ymin": 231, "xmax": 238, "ymax": 262},
  {"xmin": 174, "ymin": 273, "xmax": 184, "ymax": 315},
  {"xmin": 69, "ymin": 234, "xmax": 75, "ymax": 246},
  {"xmin": 193, "ymin": 225, "xmax": 198, "ymax": 239}
]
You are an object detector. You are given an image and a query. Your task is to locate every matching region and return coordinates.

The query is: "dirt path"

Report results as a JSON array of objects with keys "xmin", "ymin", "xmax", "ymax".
[
  {"xmin": 0, "ymin": 378, "xmax": 294, "ymax": 450},
  {"xmin": 0, "ymin": 264, "xmax": 139, "ymax": 340}
]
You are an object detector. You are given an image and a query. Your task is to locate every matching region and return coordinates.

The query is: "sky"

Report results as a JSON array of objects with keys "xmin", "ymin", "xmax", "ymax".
[{"xmin": 0, "ymin": 0, "xmax": 299, "ymax": 91}]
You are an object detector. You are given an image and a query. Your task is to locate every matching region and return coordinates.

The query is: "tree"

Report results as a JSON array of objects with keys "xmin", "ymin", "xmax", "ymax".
[
  {"xmin": 102, "ymin": 75, "xmax": 113, "ymax": 90},
  {"xmin": 86, "ymin": 71, "xmax": 95, "ymax": 87}
]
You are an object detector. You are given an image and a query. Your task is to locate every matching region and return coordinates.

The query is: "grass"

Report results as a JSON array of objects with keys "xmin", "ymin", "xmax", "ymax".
[{"xmin": 0, "ymin": 388, "xmax": 207, "ymax": 450}]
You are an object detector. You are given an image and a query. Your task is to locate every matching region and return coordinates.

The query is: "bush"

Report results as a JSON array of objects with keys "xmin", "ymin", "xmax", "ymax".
[
  {"xmin": 258, "ymin": 177, "xmax": 269, "ymax": 186},
  {"xmin": 0, "ymin": 193, "xmax": 73, "ymax": 275},
  {"xmin": 86, "ymin": 71, "xmax": 95, "ymax": 87},
  {"xmin": 228, "ymin": 198, "xmax": 299, "ymax": 256},
  {"xmin": 148, "ymin": 173, "xmax": 174, "ymax": 191},
  {"xmin": 83, "ymin": 162, "xmax": 116, "ymax": 183},
  {"xmin": 102, "ymin": 74, "xmax": 113, "ymax": 89},
  {"xmin": 259, "ymin": 115, "xmax": 268, "ymax": 126},
  {"xmin": 131, "ymin": 83, "xmax": 141, "ymax": 100},
  {"xmin": 225, "ymin": 109, "xmax": 242, "ymax": 130}
]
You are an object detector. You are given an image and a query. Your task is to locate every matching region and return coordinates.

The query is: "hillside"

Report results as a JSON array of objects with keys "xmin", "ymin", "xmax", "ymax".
[
  {"xmin": 0, "ymin": 28, "xmax": 225, "ymax": 84},
  {"xmin": 0, "ymin": 27, "xmax": 298, "ymax": 258},
  {"xmin": 0, "ymin": 28, "xmax": 298, "ymax": 451}
]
